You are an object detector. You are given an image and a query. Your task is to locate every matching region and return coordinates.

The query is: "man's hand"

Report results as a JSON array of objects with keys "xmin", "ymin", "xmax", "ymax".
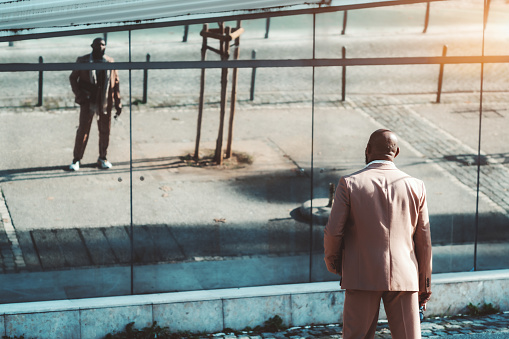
[{"xmin": 419, "ymin": 291, "xmax": 432, "ymax": 310}]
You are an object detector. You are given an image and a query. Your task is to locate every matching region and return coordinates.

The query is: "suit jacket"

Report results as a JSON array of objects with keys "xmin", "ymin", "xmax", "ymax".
[
  {"xmin": 69, "ymin": 53, "xmax": 121, "ymax": 114},
  {"xmin": 324, "ymin": 162, "xmax": 432, "ymax": 294}
]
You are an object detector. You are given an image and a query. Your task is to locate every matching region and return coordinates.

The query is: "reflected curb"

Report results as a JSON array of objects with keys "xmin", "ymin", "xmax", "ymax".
[{"xmin": 300, "ymin": 198, "xmax": 331, "ymax": 226}]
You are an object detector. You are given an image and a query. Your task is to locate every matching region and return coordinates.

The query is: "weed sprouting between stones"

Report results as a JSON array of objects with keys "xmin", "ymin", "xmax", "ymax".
[{"xmin": 466, "ymin": 302, "xmax": 501, "ymax": 316}]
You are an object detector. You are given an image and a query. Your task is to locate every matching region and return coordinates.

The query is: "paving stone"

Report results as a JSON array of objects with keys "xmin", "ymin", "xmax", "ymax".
[
  {"xmin": 197, "ymin": 313, "xmax": 509, "ymax": 339},
  {"xmin": 445, "ymin": 324, "xmax": 462, "ymax": 329},
  {"xmin": 15, "ymin": 230, "xmax": 42, "ymax": 271},
  {"xmin": 31, "ymin": 228, "xmax": 91, "ymax": 269},
  {"xmin": 79, "ymin": 227, "xmax": 118, "ymax": 265}
]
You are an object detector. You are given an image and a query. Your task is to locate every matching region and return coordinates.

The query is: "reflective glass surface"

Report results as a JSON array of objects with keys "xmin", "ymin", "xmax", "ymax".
[
  {"xmin": 0, "ymin": 34, "xmax": 132, "ymax": 302},
  {"xmin": 1, "ymin": 0, "xmax": 508, "ymax": 303}
]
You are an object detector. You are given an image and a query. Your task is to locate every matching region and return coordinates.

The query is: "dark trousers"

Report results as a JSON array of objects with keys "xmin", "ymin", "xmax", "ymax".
[{"xmin": 72, "ymin": 103, "xmax": 111, "ymax": 162}]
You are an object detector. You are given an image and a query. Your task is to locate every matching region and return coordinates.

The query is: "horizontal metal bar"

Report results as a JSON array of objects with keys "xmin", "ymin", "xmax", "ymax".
[
  {"xmin": 200, "ymin": 31, "xmax": 228, "ymax": 41},
  {"xmin": 206, "ymin": 45, "xmax": 223, "ymax": 55},
  {"xmin": 1, "ymin": 55, "xmax": 508, "ymax": 73},
  {"xmin": 0, "ymin": 0, "xmax": 446, "ymax": 43}
]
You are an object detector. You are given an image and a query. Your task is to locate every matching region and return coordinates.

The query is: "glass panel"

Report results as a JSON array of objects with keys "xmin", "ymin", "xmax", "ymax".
[
  {"xmin": 239, "ymin": 15, "xmax": 314, "ymax": 60},
  {"xmin": 475, "ymin": 63, "xmax": 509, "ymax": 270},
  {"xmin": 313, "ymin": 67, "xmax": 483, "ymax": 276},
  {"xmin": 313, "ymin": 0, "xmax": 487, "ymax": 282},
  {"xmin": 409, "ymin": 83, "xmax": 482, "ymax": 273},
  {"xmin": 345, "ymin": 3, "xmax": 434, "ymax": 34},
  {"xmin": 475, "ymin": 0, "xmax": 509, "ymax": 271},
  {"xmin": 0, "ymin": 0, "xmax": 499, "ymax": 302},
  {"xmin": 0, "ymin": 33, "xmax": 131, "ymax": 303},
  {"xmin": 130, "ymin": 40, "xmax": 314, "ymax": 292}
]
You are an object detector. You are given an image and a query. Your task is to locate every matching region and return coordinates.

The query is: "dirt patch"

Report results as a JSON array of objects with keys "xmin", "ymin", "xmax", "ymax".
[{"xmin": 180, "ymin": 149, "xmax": 254, "ymax": 170}]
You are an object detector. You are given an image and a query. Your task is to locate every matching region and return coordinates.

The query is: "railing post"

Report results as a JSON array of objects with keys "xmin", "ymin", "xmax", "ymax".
[
  {"xmin": 8, "ymin": 41, "xmax": 14, "ymax": 47},
  {"xmin": 341, "ymin": 11, "xmax": 348, "ymax": 35},
  {"xmin": 436, "ymin": 45, "xmax": 447, "ymax": 103},
  {"xmin": 142, "ymin": 53, "xmax": 150, "ymax": 104},
  {"xmin": 484, "ymin": 0, "xmax": 491, "ymax": 30},
  {"xmin": 423, "ymin": 2, "xmax": 431, "ymax": 33},
  {"xmin": 37, "ymin": 56, "xmax": 43, "ymax": 107},
  {"xmin": 183, "ymin": 25, "xmax": 189, "ymax": 42},
  {"xmin": 103, "ymin": 33, "xmax": 108, "ymax": 44},
  {"xmin": 265, "ymin": 18, "xmax": 270, "ymax": 39},
  {"xmin": 250, "ymin": 50, "xmax": 257, "ymax": 101},
  {"xmin": 341, "ymin": 47, "xmax": 346, "ymax": 102}
]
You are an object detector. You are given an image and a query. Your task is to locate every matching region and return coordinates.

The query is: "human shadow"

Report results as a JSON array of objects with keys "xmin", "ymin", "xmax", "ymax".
[{"xmin": 0, "ymin": 156, "xmax": 188, "ymax": 183}]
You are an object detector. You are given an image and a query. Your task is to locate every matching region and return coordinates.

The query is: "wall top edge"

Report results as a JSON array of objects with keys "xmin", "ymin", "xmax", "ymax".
[{"xmin": 1, "ymin": 270, "xmax": 508, "ymax": 315}]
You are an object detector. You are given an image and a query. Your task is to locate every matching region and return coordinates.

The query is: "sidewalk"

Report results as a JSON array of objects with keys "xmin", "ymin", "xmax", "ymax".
[
  {"xmin": 203, "ymin": 313, "xmax": 509, "ymax": 339},
  {"xmin": 204, "ymin": 313, "xmax": 509, "ymax": 339}
]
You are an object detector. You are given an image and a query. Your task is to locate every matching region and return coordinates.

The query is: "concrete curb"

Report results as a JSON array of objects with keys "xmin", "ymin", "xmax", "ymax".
[{"xmin": 1, "ymin": 270, "xmax": 508, "ymax": 338}]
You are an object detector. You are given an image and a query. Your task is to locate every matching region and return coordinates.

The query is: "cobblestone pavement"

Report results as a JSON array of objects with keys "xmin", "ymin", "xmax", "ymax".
[
  {"xmin": 346, "ymin": 93, "xmax": 509, "ymax": 216},
  {"xmin": 202, "ymin": 312, "xmax": 509, "ymax": 339}
]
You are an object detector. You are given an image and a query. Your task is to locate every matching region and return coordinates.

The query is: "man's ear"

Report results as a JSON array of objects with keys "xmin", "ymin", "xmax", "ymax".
[{"xmin": 394, "ymin": 147, "xmax": 400, "ymax": 158}]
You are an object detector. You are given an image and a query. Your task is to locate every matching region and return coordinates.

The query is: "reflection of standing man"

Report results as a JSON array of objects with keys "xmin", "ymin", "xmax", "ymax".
[
  {"xmin": 69, "ymin": 37, "xmax": 121, "ymax": 171},
  {"xmin": 324, "ymin": 129, "xmax": 432, "ymax": 339}
]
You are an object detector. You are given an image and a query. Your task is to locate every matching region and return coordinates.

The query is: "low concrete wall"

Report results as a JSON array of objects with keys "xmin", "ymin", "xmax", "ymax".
[{"xmin": 1, "ymin": 270, "xmax": 508, "ymax": 339}]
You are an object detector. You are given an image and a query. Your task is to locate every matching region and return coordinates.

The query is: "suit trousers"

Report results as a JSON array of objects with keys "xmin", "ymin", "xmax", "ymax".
[
  {"xmin": 73, "ymin": 103, "xmax": 111, "ymax": 162},
  {"xmin": 343, "ymin": 289, "xmax": 420, "ymax": 339}
]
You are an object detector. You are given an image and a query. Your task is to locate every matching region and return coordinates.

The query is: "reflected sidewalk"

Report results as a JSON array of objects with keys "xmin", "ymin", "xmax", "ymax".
[{"xmin": 1, "ymin": 93, "xmax": 509, "ymax": 277}]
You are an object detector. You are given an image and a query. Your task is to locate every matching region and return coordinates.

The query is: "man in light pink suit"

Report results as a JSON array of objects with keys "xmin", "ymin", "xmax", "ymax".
[{"xmin": 324, "ymin": 129, "xmax": 432, "ymax": 339}]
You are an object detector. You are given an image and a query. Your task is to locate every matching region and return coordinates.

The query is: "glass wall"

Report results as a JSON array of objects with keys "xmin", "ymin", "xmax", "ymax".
[
  {"xmin": 476, "ymin": 0, "xmax": 509, "ymax": 270},
  {"xmin": 0, "ymin": 33, "xmax": 132, "ymax": 302},
  {"xmin": 1, "ymin": 0, "xmax": 508, "ymax": 303}
]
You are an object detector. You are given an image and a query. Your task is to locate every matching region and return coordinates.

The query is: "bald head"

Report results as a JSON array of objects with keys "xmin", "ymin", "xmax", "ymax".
[
  {"xmin": 365, "ymin": 129, "xmax": 400, "ymax": 164},
  {"xmin": 91, "ymin": 37, "xmax": 106, "ymax": 60}
]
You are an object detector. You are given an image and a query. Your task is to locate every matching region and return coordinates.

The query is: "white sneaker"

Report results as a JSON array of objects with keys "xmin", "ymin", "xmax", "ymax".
[
  {"xmin": 97, "ymin": 158, "xmax": 112, "ymax": 169},
  {"xmin": 69, "ymin": 161, "xmax": 80, "ymax": 171}
]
